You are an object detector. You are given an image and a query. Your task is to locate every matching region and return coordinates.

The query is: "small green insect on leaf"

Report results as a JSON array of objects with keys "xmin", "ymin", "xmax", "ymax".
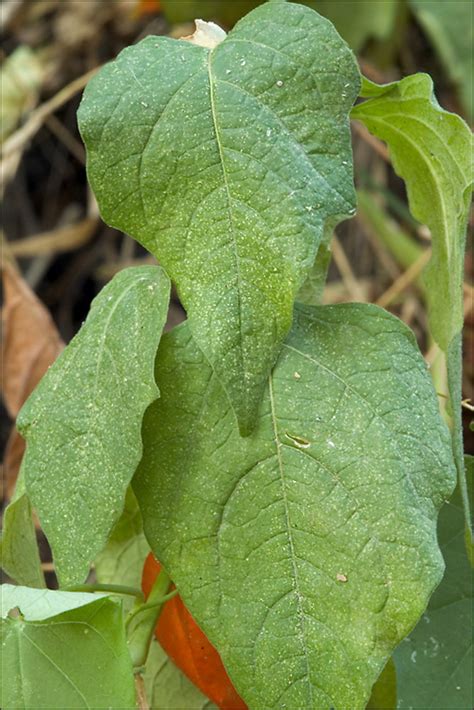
[
  {"xmin": 78, "ymin": 1, "xmax": 360, "ymax": 435},
  {"xmin": 17, "ymin": 266, "xmax": 170, "ymax": 587},
  {"xmin": 134, "ymin": 303, "xmax": 455, "ymax": 710}
]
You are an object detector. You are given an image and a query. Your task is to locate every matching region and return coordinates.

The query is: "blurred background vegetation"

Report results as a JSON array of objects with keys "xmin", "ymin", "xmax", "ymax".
[{"xmin": 1, "ymin": 0, "xmax": 473, "ymax": 582}]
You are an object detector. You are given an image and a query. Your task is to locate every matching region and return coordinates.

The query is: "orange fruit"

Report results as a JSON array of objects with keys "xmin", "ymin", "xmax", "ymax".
[{"xmin": 142, "ymin": 553, "xmax": 247, "ymax": 710}]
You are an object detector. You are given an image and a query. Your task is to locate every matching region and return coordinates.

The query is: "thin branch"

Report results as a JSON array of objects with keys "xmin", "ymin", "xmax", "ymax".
[{"xmin": 376, "ymin": 249, "xmax": 431, "ymax": 308}]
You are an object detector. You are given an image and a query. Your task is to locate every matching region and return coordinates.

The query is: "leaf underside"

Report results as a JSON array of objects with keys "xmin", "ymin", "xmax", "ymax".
[
  {"xmin": 17, "ymin": 266, "xmax": 170, "ymax": 586},
  {"xmin": 1, "ymin": 585, "xmax": 135, "ymax": 709},
  {"xmin": 134, "ymin": 303, "xmax": 455, "ymax": 709},
  {"xmin": 78, "ymin": 1, "xmax": 359, "ymax": 434}
]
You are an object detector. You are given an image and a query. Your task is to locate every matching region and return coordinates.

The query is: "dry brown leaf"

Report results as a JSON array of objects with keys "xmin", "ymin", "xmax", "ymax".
[
  {"xmin": 1, "ymin": 263, "xmax": 64, "ymax": 484},
  {"xmin": 4, "ymin": 428, "xmax": 26, "ymax": 500},
  {"xmin": 1, "ymin": 262, "xmax": 64, "ymax": 417}
]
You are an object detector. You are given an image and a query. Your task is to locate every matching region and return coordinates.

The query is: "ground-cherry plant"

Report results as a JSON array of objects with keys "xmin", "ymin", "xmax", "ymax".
[{"xmin": 1, "ymin": 2, "xmax": 472, "ymax": 709}]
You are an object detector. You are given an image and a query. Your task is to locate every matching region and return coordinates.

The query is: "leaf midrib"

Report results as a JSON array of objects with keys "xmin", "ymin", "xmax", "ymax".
[
  {"xmin": 207, "ymin": 49, "xmax": 246, "ymax": 386},
  {"xmin": 214, "ymin": 77, "xmax": 351, "ymax": 209},
  {"xmin": 283, "ymin": 341, "xmax": 441, "ymax": 508},
  {"xmin": 20, "ymin": 627, "xmax": 90, "ymax": 707},
  {"xmin": 268, "ymin": 372, "xmax": 314, "ymax": 708}
]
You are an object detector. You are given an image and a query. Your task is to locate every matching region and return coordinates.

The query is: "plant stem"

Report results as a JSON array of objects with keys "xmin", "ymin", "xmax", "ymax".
[
  {"xmin": 127, "ymin": 567, "xmax": 171, "ymax": 669},
  {"xmin": 64, "ymin": 583, "xmax": 144, "ymax": 602},
  {"xmin": 125, "ymin": 589, "xmax": 178, "ymax": 630},
  {"xmin": 447, "ymin": 333, "xmax": 473, "ymax": 549},
  {"xmin": 134, "ymin": 673, "xmax": 149, "ymax": 710}
]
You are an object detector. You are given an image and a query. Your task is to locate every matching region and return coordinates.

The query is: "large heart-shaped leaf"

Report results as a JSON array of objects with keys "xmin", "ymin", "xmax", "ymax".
[
  {"xmin": 17, "ymin": 266, "xmax": 170, "ymax": 586},
  {"xmin": 134, "ymin": 304, "xmax": 455, "ymax": 709},
  {"xmin": 1, "ymin": 585, "xmax": 135, "ymax": 708},
  {"xmin": 78, "ymin": 1, "xmax": 359, "ymax": 434}
]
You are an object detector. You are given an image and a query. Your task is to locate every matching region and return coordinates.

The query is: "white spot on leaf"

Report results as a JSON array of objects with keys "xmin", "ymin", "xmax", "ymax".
[{"xmin": 183, "ymin": 19, "xmax": 227, "ymax": 49}]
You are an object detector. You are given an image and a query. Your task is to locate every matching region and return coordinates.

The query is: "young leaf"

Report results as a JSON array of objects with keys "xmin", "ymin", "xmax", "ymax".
[
  {"xmin": 145, "ymin": 639, "xmax": 217, "ymax": 710},
  {"xmin": 94, "ymin": 487, "xmax": 150, "ymax": 608},
  {"xmin": 17, "ymin": 266, "xmax": 170, "ymax": 586},
  {"xmin": 394, "ymin": 460, "xmax": 473, "ymax": 709},
  {"xmin": 78, "ymin": 1, "xmax": 359, "ymax": 434},
  {"xmin": 352, "ymin": 74, "xmax": 472, "ymax": 353},
  {"xmin": 0, "ymin": 489, "xmax": 44, "ymax": 588},
  {"xmin": 1, "ymin": 585, "xmax": 135, "ymax": 708},
  {"xmin": 296, "ymin": 221, "xmax": 335, "ymax": 305},
  {"xmin": 134, "ymin": 304, "xmax": 455, "ymax": 709}
]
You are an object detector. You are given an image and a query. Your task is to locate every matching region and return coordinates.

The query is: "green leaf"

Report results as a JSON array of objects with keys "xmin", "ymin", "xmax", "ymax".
[
  {"xmin": 296, "ymin": 222, "xmax": 333, "ymax": 305},
  {"xmin": 0, "ymin": 470, "xmax": 44, "ymax": 588},
  {"xmin": 95, "ymin": 487, "xmax": 149, "ymax": 589},
  {"xmin": 17, "ymin": 266, "xmax": 170, "ymax": 586},
  {"xmin": 352, "ymin": 73, "xmax": 473, "ymax": 353},
  {"xmin": 1, "ymin": 584, "xmax": 106, "ymax": 619},
  {"xmin": 367, "ymin": 658, "xmax": 396, "ymax": 710},
  {"xmin": 78, "ymin": 1, "xmax": 359, "ymax": 435},
  {"xmin": 1, "ymin": 585, "xmax": 135, "ymax": 708},
  {"xmin": 409, "ymin": 0, "xmax": 473, "ymax": 119},
  {"xmin": 394, "ymin": 460, "xmax": 473, "ymax": 709},
  {"xmin": 134, "ymin": 304, "xmax": 455, "ymax": 709},
  {"xmin": 314, "ymin": 0, "xmax": 399, "ymax": 51},
  {"xmin": 145, "ymin": 639, "xmax": 217, "ymax": 710},
  {"xmin": 94, "ymin": 487, "xmax": 149, "ymax": 615},
  {"xmin": 0, "ymin": 494, "xmax": 44, "ymax": 589}
]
